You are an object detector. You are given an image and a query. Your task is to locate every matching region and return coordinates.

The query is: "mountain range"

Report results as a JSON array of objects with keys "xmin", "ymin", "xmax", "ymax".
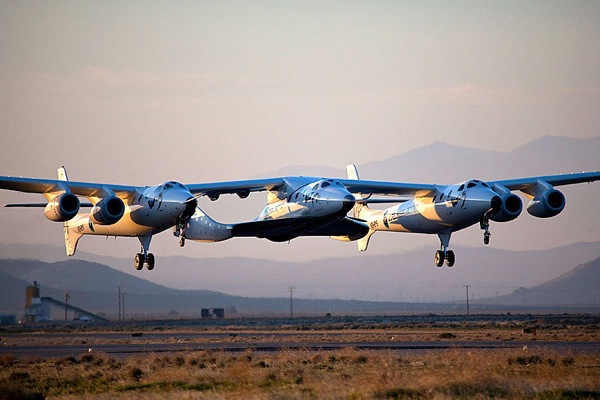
[{"xmin": 1, "ymin": 253, "xmax": 598, "ymax": 319}]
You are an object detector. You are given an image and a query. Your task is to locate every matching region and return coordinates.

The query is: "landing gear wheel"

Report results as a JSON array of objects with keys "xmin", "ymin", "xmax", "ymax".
[
  {"xmin": 146, "ymin": 253, "xmax": 155, "ymax": 271},
  {"xmin": 434, "ymin": 250, "xmax": 444, "ymax": 267},
  {"xmin": 179, "ymin": 236, "xmax": 185, "ymax": 247},
  {"xmin": 484, "ymin": 232, "xmax": 490, "ymax": 245},
  {"xmin": 134, "ymin": 253, "xmax": 145, "ymax": 270},
  {"xmin": 445, "ymin": 250, "xmax": 455, "ymax": 267}
]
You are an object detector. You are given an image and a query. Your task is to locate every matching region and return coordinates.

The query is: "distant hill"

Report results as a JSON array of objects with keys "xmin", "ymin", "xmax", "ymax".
[
  {"xmin": 0, "ymin": 259, "xmax": 437, "ymax": 319},
  {"xmin": 1, "ymin": 241, "xmax": 599, "ymax": 303},
  {"xmin": 259, "ymin": 136, "xmax": 600, "ymax": 182},
  {"xmin": 483, "ymin": 257, "xmax": 600, "ymax": 306}
]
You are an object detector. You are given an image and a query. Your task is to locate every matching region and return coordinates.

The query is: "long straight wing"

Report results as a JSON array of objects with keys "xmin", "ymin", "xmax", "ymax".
[
  {"xmin": 489, "ymin": 171, "xmax": 600, "ymax": 191},
  {"xmin": 187, "ymin": 176, "xmax": 436, "ymax": 198},
  {"xmin": 186, "ymin": 178, "xmax": 285, "ymax": 198},
  {"xmin": 0, "ymin": 176, "xmax": 140, "ymax": 199},
  {"xmin": 338, "ymin": 179, "xmax": 437, "ymax": 197}
]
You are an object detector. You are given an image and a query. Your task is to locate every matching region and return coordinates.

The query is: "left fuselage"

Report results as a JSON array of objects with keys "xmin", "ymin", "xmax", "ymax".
[{"xmin": 68, "ymin": 181, "xmax": 197, "ymax": 237}]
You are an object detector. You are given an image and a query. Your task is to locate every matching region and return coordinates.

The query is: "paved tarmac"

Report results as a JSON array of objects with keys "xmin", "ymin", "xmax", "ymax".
[{"xmin": 2, "ymin": 331, "xmax": 599, "ymax": 359}]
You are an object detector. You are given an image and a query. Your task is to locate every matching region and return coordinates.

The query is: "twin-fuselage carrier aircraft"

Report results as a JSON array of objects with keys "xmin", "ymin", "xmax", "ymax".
[{"xmin": 1, "ymin": 167, "xmax": 598, "ymax": 270}]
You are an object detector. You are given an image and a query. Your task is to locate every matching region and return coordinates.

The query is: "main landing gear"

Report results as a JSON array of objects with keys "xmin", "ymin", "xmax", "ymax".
[
  {"xmin": 134, "ymin": 252, "xmax": 155, "ymax": 271},
  {"xmin": 174, "ymin": 220, "xmax": 186, "ymax": 247},
  {"xmin": 134, "ymin": 235, "xmax": 155, "ymax": 271},
  {"xmin": 435, "ymin": 232, "xmax": 455, "ymax": 267}
]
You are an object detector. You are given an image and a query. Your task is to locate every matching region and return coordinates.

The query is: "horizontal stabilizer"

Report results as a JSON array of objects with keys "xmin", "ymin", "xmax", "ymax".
[{"xmin": 5, "ymin": 202, "xmax": 93, "ymax": 208}]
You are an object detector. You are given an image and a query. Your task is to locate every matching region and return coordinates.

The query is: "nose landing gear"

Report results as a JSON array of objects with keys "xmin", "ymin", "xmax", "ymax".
[{"xmin": 480, "ymin": 216, "xmax": 491, "ymax": 245}]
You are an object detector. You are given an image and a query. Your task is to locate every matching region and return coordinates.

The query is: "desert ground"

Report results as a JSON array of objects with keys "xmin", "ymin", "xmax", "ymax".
[{"xmin": 1, "ymin": 314, "xmax": 599, "ymax": 399}]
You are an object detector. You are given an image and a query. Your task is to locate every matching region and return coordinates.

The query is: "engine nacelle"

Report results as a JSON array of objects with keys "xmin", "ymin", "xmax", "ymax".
[
  {"xmin": 90, "ymin": 196, "xmax": 125, "ymax": 225},
  {"xmin": 490, "ymin": 193, "xmax": 523, "ymax": 222},
  {"xmin": 44, "ymin": 193, "xmax": 80, "ymax": 222},
  {"xmin": 527, "ymin": 189, "xmax": 565, "ymax": 218}
]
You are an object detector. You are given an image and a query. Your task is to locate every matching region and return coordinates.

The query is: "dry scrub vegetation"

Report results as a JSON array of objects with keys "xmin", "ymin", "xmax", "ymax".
[{"xmin": 1, "ymin": 348, "xmax": 599, "ymax": 399}]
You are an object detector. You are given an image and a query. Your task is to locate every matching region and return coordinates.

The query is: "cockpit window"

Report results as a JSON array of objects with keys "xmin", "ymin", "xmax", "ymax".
[
  {"xmin": 458, "ymin": 184, "xmax": 464, "ymax": 191},
  {"xmin": 163, "ymin": 183, "xmax": 173, "ymax": 190},
  {"xmin": 467, "ymin": 182, "xmax": 476, "ymax": 188},
  {"xmin": 335, "ymin": 181, "xmax": 343, "ymax": 186},
  {"xmin": 321, "ymin": 182, "xmax": 331, "ymax": 188},
  {"xmin": 482, "ymin": 182, "xmax": 490, "ymax": 188}
]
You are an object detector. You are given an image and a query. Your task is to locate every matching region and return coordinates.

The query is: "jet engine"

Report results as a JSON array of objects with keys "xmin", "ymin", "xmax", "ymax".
[
  {"xmin": 44, "ymin": 193, "xmax": 80, "ymax": 222},
  {"xmin": 90, "ymin": 196, "xmax": 125, "ymax": 225},
  {"xmin": 527, "ymin": 189, "xmax": 565, "ymax": 218},
  {"xmin": 490, "ymin": 193, "xmax": 523, "ymax": 222}
]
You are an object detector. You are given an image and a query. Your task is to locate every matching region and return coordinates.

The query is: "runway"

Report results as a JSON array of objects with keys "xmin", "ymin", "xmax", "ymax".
[{"xmin": 2, "ymin": 330, "xmax": 599, "ymax": 359}]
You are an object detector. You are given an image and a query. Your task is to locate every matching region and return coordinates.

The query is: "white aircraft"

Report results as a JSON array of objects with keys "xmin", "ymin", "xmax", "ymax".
[
  {"xmin": 1, "ymin": 167, "xmax": 200, "ymax": 270},
  {"xmin": 344, "ymin": 165, "xmax": 600, "ymax": 267},
  {"xmin": 0, "ymin": 168, "xmax": 374, "ymax": 270},
  {"xmin": 2, "ymin": 167, "xmax": 599, "ymax": 270},
  {"xmin": 182, "ymin": 176, "xmax": 368, "ymax": 246}
]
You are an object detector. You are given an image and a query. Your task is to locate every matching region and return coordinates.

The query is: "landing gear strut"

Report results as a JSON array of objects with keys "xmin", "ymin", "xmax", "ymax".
[
  {"xmin": 174, "ymin": 220, "xmax": 186, "ymax": 247},
  {"xmin": 134, "ymin": 235, "xmax": 155, "ymax": 271},
  {"xmin": 480, "ymin": 216, "xmax": 491, "ymax": 245},
  {"xmin": 435, "ymin": 232, "xmax": 455, "ymax": 267}
]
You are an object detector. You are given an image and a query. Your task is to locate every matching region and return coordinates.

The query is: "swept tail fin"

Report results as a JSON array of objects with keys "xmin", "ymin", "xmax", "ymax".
[
  {"xmin": 346, "ymin": 164, "xmax": 376, "ymax": 251},
  {"xmin": 59, "ymin": 166, "xmax": 83, "ymax": 256}
]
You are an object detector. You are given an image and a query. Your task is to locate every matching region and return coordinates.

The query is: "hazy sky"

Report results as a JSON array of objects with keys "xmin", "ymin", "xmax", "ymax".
[
  {"xmin": 0, "ymin": 1, "xmax": 599, "ymax": 263},
  {"xmin": 1, "ymin": 1, "xmax": 599, "ymax": 182}
]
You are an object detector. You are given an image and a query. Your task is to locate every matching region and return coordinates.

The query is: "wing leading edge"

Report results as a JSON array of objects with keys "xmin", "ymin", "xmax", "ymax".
[
  {"xmin": 489, "ymin": 171, "xmax": 600, "ymax": 191},
  {"xmin": 0, "ymin": 176, "xmax": 140, "ymax": 200}
]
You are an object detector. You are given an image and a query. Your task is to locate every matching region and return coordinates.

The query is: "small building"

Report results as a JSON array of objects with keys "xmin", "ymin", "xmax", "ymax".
[
  {"xmin": 201, "ymin": 308, "xmax": 225, "ymax": 319},
  {"xmin": 0, "ymin": 314, "xmax": 17, "ymax": 325}
]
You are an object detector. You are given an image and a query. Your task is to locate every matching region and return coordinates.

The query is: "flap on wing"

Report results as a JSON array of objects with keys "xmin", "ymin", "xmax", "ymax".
[
  {"xmin": 338, "ymin": 179, "xmax": 437, "ymax": 197},
  {"xmin": 187, "ymin": 178, "xmax": 285, "ymax": 198}
]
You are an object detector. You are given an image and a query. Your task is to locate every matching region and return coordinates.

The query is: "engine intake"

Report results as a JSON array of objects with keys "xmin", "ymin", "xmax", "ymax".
[
  {"xmin": 490, "ymin": 193, "xmax": 523, "ymax": 222},
  {"xmin": 527, "ymin": 189, "xmax": 565, "ymax": 218},
  {"xmin": 44, "ymin": 193, "xmax": 80, "ymax": 222},
  {"xmin": 90, "ymin": 196, "xmax": 125, "ymax": 225}
]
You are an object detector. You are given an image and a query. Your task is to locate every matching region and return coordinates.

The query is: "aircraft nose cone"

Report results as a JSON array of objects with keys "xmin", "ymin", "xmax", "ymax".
[{"xmin": 341, "ymin": 194, "xmax": 355, "ymax": 213}]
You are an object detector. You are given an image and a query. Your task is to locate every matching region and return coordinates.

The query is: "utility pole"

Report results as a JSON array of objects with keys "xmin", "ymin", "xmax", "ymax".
[
  {"xmin": 64, "ymin": 291, "xmax": 70, "ymax": 321},
  {"xmin": 121, "ymin": 292, "xmax": 126, "ymax": 321},
  {"xmin": 463, "ymin": 285, "xmax": 471, "ymax": 316},
  {"xmin": 118, "ymin": 286, "xmax": 122, "ymax": 322},
  {"xmin": 288, "ymin": 286, "xmax": 295, "ymax": 318}
]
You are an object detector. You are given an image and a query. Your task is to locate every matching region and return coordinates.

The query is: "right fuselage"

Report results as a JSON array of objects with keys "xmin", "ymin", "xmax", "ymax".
[{"xmin": 364, "ymin": 181, "xmax": 500, "ymax": 235}]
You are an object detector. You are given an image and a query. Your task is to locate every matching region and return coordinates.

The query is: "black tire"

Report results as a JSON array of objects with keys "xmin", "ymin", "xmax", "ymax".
[
  {"xmin": 146, "ymin": 253, "xmax": 155, "ymax": 271},
  {"xmin": 445, "ymin": 250, "xmax": 455, "ymax": 267},
  {"xmin": 434, "ymin": 250, "xmax": 444, "ymax": 267},
  {"xmin": 134, "ymin": 253, "xmax": 144, "ymax": 270}
]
